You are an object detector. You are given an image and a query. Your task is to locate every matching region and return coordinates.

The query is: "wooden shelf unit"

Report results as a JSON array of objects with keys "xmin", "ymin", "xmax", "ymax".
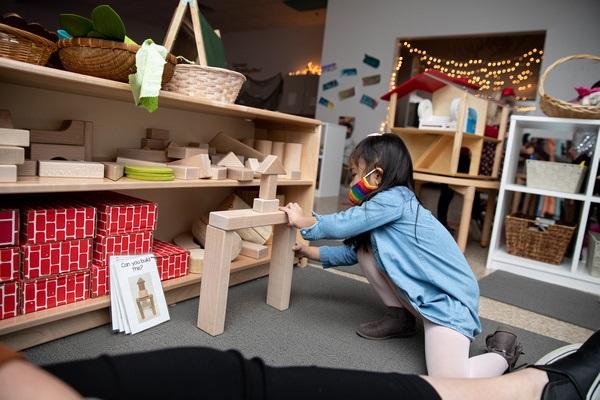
[{"xmin": 0, "ymin": 59, "xmax": 321, "ymax": 349}]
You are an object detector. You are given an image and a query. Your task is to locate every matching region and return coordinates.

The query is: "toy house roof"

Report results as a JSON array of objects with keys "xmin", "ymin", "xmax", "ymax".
[{"xmin": 380, "ymin": 70, "xmax": 480, "ymax": 101}]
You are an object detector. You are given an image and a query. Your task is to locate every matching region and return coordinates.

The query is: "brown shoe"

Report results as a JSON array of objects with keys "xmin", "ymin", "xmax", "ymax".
[
  {"xmin": 356, "ymin": 307, "xmax": 417, "ymax": 340},
  {"xmin": 485, "ymin": 327, "xmax": 524, "ymax": 372}
]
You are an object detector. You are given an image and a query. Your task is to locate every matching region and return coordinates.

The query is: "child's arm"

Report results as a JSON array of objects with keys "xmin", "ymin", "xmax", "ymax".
[
  {"xmin": 293, "ymin": 243, "xmax": 320, "ymax": 260},
  {"xmin": 293, "ymin": 243, "xmax": 358, "ymax": 267}
]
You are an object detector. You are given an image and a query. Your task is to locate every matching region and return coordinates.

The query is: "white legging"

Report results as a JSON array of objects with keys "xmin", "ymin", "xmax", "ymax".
[{"xmin": 356, "ymin": 249, "xmax": 508, "ymax": 378}]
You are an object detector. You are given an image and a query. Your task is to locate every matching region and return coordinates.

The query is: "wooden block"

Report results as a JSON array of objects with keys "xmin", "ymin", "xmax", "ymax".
[
  {"xmin": 209, "ymin": 147, "xmax": 217, "ymax": 155},
  {"xmin": 211, "ymin": 153, "xmax": 224, "ymax": 165},
  {"xmin": 245, "ymin": 158, "xmax": 261, "ymax": 177},
  {"xmin": 192, "ymin": 219, "xmax": 241, "ymax": 261},
  {"xmin": 0, "ymin": 110, "xmax": 13, "ymax": 128},
  {"xmin": 253, "ymin": 198, "xmax": 279, "ymax": 213},
  {"xmin": 241, "ymin": 138, "xmax": 254, "ymax": 148},
  {"xmin": 216, "ymin": 194, "xmax": 273, "ymax": 244},
  {"xmin": 227, "ymin": 167, "xmax": 253, "ymax": 181},
  {"xmin": 0, "ymin": 165, "xmax": 17, "ymax": 182},
  {"xmin": 240, "ymin": 241, "xmax": 268, "ymax": 259},
  {"xmin": 259, "ymin": 174, "xmax": 278, "ymax": 199},
  {"xmin": 169, "ymin": 154, "xmax": 211, "ymax": 178},
  {"xmin": 257, "ymin": 155, "xmax": 286, "ymax": 175},
  {"xmin": 189, "ymin": 248, "xmax": 205, "ymax": 274},
  {"xmin": 254, "ymin": 139, "xmax": 272, "ymax": 155},
  {"xmin": 141, "ymin": 138, "xmax": 168, "ymax": 150},
  {"xmin": 30, "ymin": 143, "xmax": 84, "ymax": 161},
  {"xmin": 209, "ymin": 132, "xmax": 265, "ymax": 161},
  {"xmin": 117, "ymin": 148, "xmax": 168, "ymax": 162},
  {"xmin": 173, "ymin": 232, "xmax": 201, "ymax": 249},
  {"xmin": 171, "ymin": 165, "xmax": 201, "ymax": 180},
  {"xmin": 101, "ymin": 161, "xmax": 124, "ymax": 181},
  {"xmin": 38, "ymin": 160, "xmax": 104, "ymax": 178},
  {"xmin": 286, "ymin": 170, "xmax": 301, "ymax": 180},
  {"xmin": 217, "ymin": 152, "xmax": 244, "ymax": 168},
  {"xmin": 211, "ymin": 166, "xmax": 227, "ymax": 180},
  {"xmin": 83, "ymin": 121, "xmax": 93, "ymax": 161},
  {"xmin": 271, "ymin": 141, "xmax": 285, "ymax": 163},
  {"xmin": 187, "ymin": 142, "xmax": 209, "ymax": 149},
  {"xmin": 209, "ymin": 209, "xmax": 288, "ymax": 231},
  {"xmin": 17, "ymin": 159, "xmax": 36, "ymax": 176},
  {"xmin": 167, "ymin": 146, "xmax": 208, "ymax": 159},
  {"xmin": 283, "ymin": 142, "xmax": 302, "ymax": 172},
  {"xmin": 0, "ymin": 128, "xmax": 29, "ymax": 147},
  {"xmin": 146, "ymin": 128, "xmax": 170, "ymax": 140},
  {"xmin": 0, "ymin": 146, "xmax": 24, "ymax": 165},
  {"xmin": 266, "ymin": 224, "xmax": 297, "ymax": 310},
  {"xmin": 29, "ymin": 120, "xmax": 85, "ymax": 145},
  {"xmin": 116, "ymin": 157, "xmax": 167, "ymax": 167}
]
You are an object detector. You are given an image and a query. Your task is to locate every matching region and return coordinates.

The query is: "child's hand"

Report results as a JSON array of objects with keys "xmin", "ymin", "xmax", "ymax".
[
  {"xmin": 292, "ymin": 243, "xmax": 320, "ymax": 261},
  {"xmin": 280, "ymin": 202, "xmax": 316, "ymax": 229},
  {"xmin": 292, "ymin": 242, "xmax": 305, "ymax": 257}
]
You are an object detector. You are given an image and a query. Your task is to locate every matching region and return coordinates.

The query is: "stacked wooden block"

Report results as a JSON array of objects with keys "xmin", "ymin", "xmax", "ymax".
[
  {"xmin": 0, "ymin": 110, "xmax": 29, "ymax": 182},
  {"xmin": 243, "ymin": 138, "xmax": 303, "ymax": 180}
]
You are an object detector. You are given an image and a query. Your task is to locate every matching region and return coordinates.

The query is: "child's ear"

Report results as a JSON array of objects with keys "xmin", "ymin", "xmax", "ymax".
[{"xmin": 373, "ymin": 167, "xmax": 384, "ymax": 185}]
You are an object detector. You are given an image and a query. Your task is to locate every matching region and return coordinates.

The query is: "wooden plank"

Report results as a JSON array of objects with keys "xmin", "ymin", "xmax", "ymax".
[
  {"xmin": 209, "ymin": 209, "xmax": 287, "ymax": 230},
  {"xmin": 189, "ymin": 0, "xmax": 208, "ymax": 66},
  {"xmin": 162, "ymin": 0, "xmax": 186, "ymax": 51},
  {"xmin": 167, "ymin": 146, "xmax": 207, "ymax": 159},
  {"xmin": 38, "ymin": 160, "xmax": 104, "ymax": 178},
  {"xmin": 253, "ymin": 198, "xmax": 279, "ymax": 213},
  {"xmin": 16, "ymin": 159, "xmax": 36, "ymax": 176},
  {"xmin": 413, "ymin": 172, "xmax": 499, "ymax": 189},
  {"xmin": 116, "ymin": 157, "xmax": 167, "ymax": 167},
  {"xmin": 209, "ymin": 132, "xmax": 265, "ymax": 161},
  {"xmin": 0, "ymin": 128, "xmax": 29, "ymax": 146},
  {"xmin": 117, "ymin": 148, "xmax": 168, "ymax": 162},
  {"xmin": 449, "ymin": 185, "xmax": 475, "ymax": 252},
  {"xmin": 30, "ymin": 143, "xmax": 84, "ymax": 161},
  {"xmin": 227, "ymin": 167, "xmax": 253, "ymax": 181},
  {"xmin": 0, "ymin": 165, "xmax": 16, "ymax": 182},
  {"xmin": 0, "ymin": 146, "xmax": 24, "ymax": 164},
  {"xmin": 101, "ymin": 161, "xmax": 124, "ymax": 181},
  {"xmin": 259, "ymin": 174, "xmax": 278, "ymax": 199},
  {"xmin": 266, "ymin": 224, "xmax": 296, "ymax": 310},
  {"xmin": 386, "ymin": 92, "xmax": 398, "ymax": 129},
  {"xmin": 240, "ymin": 241, "xmax": 268, "ymax": 259},
  {"xmin": 29, "ymin": 120, "xmax": 85, "ymax": 145},
  {"xmin": 197, "ymin": 226, "xmax": 235, "ymax": 335}
]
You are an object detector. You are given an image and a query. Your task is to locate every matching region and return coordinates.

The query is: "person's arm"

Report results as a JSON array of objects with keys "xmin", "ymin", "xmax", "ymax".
[{"xmin": 294, "ymin": 243, "xmax": 358, "ymax": 268}]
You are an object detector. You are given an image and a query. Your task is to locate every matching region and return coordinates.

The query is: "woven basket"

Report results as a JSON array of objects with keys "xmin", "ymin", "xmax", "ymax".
[
  {"xmin": 538, "ymin": 54, "xmax": 600, "ymax": 119},
  {"xmin": 163, "ymin": 64, "xmax": 246, "ymax": 103},
  {"xmin": 0, "ymin": 23, "xmax": 56, "ymax": 65},
  {"xmin": 57, "ymin": 38, "xmax": 177, "ymax": 84},
  {"xmin": 526, "ymin": 160, "xmax": 587, "ymax": 194},
  {"xmin": 505, "ymin": 215, "xmax": 576, "ymax": 265}
]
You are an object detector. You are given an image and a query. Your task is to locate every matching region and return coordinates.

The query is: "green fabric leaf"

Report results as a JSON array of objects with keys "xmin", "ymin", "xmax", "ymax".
[
  {"xmin": 129, "ymin": 39, "xmax": 168, "ymax": 113},
  {"xmin": 86, "ymin": 30, "xmax": 108, "ymax": 39},
  {"xmin": 59, "ymin": 14, "xmax": 93, "ymax": 37},
  {"xmin": 199, "ymin": 12, "xmax": 226, "ymax": 68},
  {"xmin": 91, "ymin": 5, "xmax": 126, "ymax": 41},
  {"xmin": 124, "ymin": 35, "xmax": 137, "ymax": 45}
]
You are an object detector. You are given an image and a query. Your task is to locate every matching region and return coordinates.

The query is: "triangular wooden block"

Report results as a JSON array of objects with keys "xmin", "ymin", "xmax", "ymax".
[
  {"xmin": 217, "ymin": 151, "xmax": 244, "ymax": 168},
  {"xmin": 257, "ymin": 155, "xmax": 286, "ymax": 175},
  {"xmin": 169, "ymin": 153, "xmax": 211, "ymax": 178}
]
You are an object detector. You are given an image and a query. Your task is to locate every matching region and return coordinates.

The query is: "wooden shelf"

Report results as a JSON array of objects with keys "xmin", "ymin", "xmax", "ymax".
[
  {"xmin": 505, "ymin": 183, "xmax": 587, "ymax": 201},
  {"xmin": 0, "ymin": 252, "xmax": 270, "ymax": 337},
  {"xmin": 0, "ymin": 176, "xmax": 313, "ymax": 194},
  {"xmin": 0, "ymin": 58, "xmax": 319, "ymax": 128},
  {"xmin": 391, "ymin": 127, "xmax": 500, "ymax": 143}
]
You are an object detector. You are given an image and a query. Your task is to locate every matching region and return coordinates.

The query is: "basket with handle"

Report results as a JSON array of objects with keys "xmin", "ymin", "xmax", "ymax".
[
  {"xmin": 161, "ymin": 0, "xmax": 245, "ymax": 103},
  {"xmin": 538, "ymin": 54, "xmax": 600, "ymax": 119},
  {"xmin": 0, "ymin": 23, "xmax": 56, "ymax": 65}
]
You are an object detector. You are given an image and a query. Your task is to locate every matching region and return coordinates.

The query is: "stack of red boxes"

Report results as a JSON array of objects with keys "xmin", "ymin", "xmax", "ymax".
[
  {"xmin": 19, "ymin": 198, "xmax": 95, "ymax": 314},
  {"xmin": 0, "ymin": 208, "xmax": 19, "ymax": 319},
  {"xmin": 81, "ymin": 192, "xmax": 158, "ymax": 298}
]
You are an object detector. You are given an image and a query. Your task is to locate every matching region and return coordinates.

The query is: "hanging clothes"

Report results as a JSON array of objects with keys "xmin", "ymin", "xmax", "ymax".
[{"xmin": 235, "ymin": 73, "xmax": 284, "ymax": 110}]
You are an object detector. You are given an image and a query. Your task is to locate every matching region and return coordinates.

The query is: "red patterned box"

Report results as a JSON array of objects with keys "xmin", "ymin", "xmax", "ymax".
[
  {"xmin": 90, "ymin": 263, "xmax": 109, "ymax": 298},
  {"xmin": 21, "ymin": 271, "xmax": 89, "ymax": 314},
  {"xmin": 20, "ymin": 199, "xmax": 96, "ymax": 245},
  {"xmin": 0, "ymin": 281, "xmax": 18, "ymax": 319},
  {"xmin": 21, "ymin": 239, "xmax": 91, "ymax": 280},
  {"xmin": 93, "ymin": 231, "xmax": 153, "ymax": 266},
  {"xmin": 0, "ymin": 247, "xmax": 19, "ymax": 283},
  {"xmin": 0, "ymin": 209, "xmax": 18, "ymax": 247},
  {"xmin": 80, "ymin": 192, "xmax": 158, "ymax": 236},
  {"xmin": 153, "ymin": 240, "xmax": 189, "ymax": 281}
]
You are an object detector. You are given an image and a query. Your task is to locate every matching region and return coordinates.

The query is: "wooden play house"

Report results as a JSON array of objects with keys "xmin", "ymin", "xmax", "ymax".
[{"xmin": 381, "ymin": 70, "xmax": 510, "ymax": 179}]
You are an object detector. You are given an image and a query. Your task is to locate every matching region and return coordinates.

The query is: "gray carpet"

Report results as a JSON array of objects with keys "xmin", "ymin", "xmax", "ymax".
[
  {"xmin": 25, "ymin": 267, "xmax": 567, "ymax": 373},
  {"xmin": 479, "ymin": 271, "xmax": 600, "ymax": 331}
]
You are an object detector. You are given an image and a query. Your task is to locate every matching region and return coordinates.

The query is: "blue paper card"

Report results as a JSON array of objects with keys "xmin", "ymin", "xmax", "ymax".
[
  {"xmin": 323, "ymin": 80, "xmax": 339, "ymax": 90},
  {"xmin": 360, "ymin": 94, "xmax": 378, "ymax": 109},
  {"xmin": 341, "ymin": 68, "xmax": 358, "ymax": 76}
]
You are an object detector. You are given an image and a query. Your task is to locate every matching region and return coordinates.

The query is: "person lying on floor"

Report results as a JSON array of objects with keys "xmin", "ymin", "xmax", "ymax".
[
  {"xmin": 281, "ymin": 133, "xmax": 522, "ymax": 378},
  {"xmin": 0, "ymin": 329, "xmax": 598, "ymax": 399}
]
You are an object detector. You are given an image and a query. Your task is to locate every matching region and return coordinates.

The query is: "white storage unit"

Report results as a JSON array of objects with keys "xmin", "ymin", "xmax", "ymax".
[
  {"xmin": 487, "ymin": 115, "xmax": 600, "ymax": 294},
  {"xmin": 315, "ymin": 123, "xmax": 346, "ymax": 198}
]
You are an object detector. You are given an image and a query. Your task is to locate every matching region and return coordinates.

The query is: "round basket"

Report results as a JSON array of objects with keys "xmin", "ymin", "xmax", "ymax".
[
  {"xmin": 0, "ymin": 23, "xmax": 56, "ymax": 65},
  {"xmin": 57, "ymin": 38, "xmax": 177, "ymax": 84},
  {"xmin": 163, "ymin": 64, "xmax": 246, "ymax": 103},
  {"xmin": 538, "ymin": 54, "xmax": 600, "ymax": 119}
]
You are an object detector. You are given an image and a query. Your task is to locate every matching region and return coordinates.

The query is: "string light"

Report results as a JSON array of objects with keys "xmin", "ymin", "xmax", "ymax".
[{"xmin": 288, "ymin": 61, "xmax": 321, "ymax": 76}]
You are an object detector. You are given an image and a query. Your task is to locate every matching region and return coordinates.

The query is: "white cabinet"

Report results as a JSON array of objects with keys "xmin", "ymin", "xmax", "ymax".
[
  {"xmin": 315, "ymin": 123, "xmax": 345, "ymax": 198},
  {"xmin": 487, "ymin": 115, "xmax": 600, "ymax": 294}
]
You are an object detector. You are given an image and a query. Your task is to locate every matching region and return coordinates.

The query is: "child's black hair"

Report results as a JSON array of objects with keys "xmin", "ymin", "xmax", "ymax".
[{"xmin": 344, "ymin": 134, "xmax": 420, "ymax": 251}]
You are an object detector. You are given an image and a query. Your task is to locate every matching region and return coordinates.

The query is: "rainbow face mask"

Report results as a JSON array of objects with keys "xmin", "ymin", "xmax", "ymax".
[{"xmin": 348, "ymin": 169, "xmax": 378, "ymax": 205}]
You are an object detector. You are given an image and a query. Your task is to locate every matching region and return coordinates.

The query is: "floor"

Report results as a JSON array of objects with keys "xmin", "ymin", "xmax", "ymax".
[{"xmin": 312, "ymin": 184, "xmax": 593, "ymax": 344}]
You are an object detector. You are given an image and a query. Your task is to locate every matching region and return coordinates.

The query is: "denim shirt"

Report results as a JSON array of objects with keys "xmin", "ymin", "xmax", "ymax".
[{"xmin": 300, "ymin": 186, "xmax": 481, "ymax": 340}]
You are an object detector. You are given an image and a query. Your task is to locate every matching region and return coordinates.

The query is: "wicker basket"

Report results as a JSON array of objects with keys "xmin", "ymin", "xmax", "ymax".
[
  {"xmin": 57, "ymin": 38, "xmax": 177, "ymax": 84},
  {"xmin": 505, "ymin": 215, "xmax": 576, "ymax": 264},
  {"xmin": 538, "ymin": 54, "xmax": 600, "ymax": 119},
  {"xmin": 163, "ymin": 64, "xmax": 246, "ymax": 103},
  {"xmin": 0, "ymin": 23, "xmax": 56, "ymax": 65}
]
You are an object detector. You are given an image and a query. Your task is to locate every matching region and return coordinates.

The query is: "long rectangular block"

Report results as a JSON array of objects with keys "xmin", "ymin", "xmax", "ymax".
[
  {"xmin": 0, "ymin": 247, "xmax": 19, "ymax": 283},
  {"xmin": 167, "ymin": 146, "xmax": 208, "ymax": 159},
  {"xmin": 0, "ymin": 128, "xmax": 29, "ymax": 146},
  {"xmin": 0, "ymin": 209, "xmax": 18, "ymax": 247},
  {"xmin": 102, "ymin": 162, "xmax": 124, "ymax": 181},
  {"xmin": 211, "ymin": 166, "xmax": 227, "ymax": 180},
  {"xmin": 227, "ymin": 167, "xmax": 254, "ymax": 181},
  {"xmin": 29, "ymin": 120, "xmax": 86, "ymax": 145},
  {"xmin": 253, "ymin": 198, "xmax": 279, "ymax": 213},
  {"xmin": 0, "ymin": 165, "xmax": 16, "ymax": 182},
  {"xmin": 38, "ymin": 160, "xmax": 104, "ymax": 178},
  {"xmin": 141, "ymin": 137, "xmax": 169, "ymax": 150},
  {"xmin": 116, "ymin": 157, "xmax": 167, "ymax": 167},
  {"xmin": 21, "ymin": 238, "xmax": 92, "ymax": 279},
  {"xmin": 21, "ymin": 271, "xmax": 89, "ymax": 314},
  {"xmin": 116, "ymin": 148, "xmax": 168, "ymax": 162},
  {"xmin": 209, "ymin": 209, "xmax": 287, "ymax": 231},
  {"xmin": 171, "ymin": 165, "xmax": 200, "ymax": 180},
  {"xmin": 0, "ymin": 146, "xmax": 24, "ymax": 164},
  {"xmin": 0, "ymin": 281, "xmax": 18, "ymax": 320},
  {"xmin": 30, "ymin": 143, "xmax": 84, "ymax": 161},
  {"xmin": 17, "ymin": 160, "xmax": 36, "ymax": 176},
  {"xmin": 240, "ymin": 241, "xmax": 268, "ymax": 259},
  {"xmin": 146, "ymin": 128, "xmax": 170, "ymax": 140}
]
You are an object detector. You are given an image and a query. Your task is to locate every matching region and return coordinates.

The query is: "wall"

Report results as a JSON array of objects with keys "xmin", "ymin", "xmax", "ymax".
[
  {"xmin": 222, "ymin": 26, "xmax": 325, "ymax": 80},
  {"xmin": 316, "ymin": 0, "xmax": 600, "ymax": 142}
]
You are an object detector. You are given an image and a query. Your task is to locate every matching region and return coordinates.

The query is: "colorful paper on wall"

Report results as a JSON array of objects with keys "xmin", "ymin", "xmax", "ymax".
[
  {"xmin": 363, "ymin": 54, "xmax": 380, "ymax": 68},
  {"xmin": 362, "ymin": 74, "xmax": 381, "ymax": 86},
  {"xmin": 318, "ymin": 97, "xmax": 335, "ymax": 109},
  {"xmin": 322, "ymin": 62, "xmax": 337, "ymax": 72},
  {"xmin": 338, "ymin": 87, "xmax": 356, "ymax": 100},
  {"xmin": 360, "ymin": 94, "xmax": 378, "ymax": 109},
  {"xmin": 322, "ymin": 80, "xmax": 339, "ymax": 91},
  {"xmin": 341, "ymin": 68, "xmax": 358, "ymax": 76}
]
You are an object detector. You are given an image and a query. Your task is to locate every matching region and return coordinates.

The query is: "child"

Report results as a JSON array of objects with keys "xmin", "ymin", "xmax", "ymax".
[{"xmin": 280, "ymin": 133, "xmax": 523, "ymax": 378}]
